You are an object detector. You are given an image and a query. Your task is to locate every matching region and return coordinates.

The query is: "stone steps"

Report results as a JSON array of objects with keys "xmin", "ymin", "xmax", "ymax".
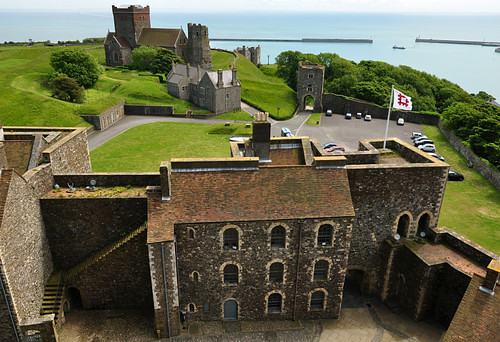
[{"xmin": 40, "ymin": 272, "xmax": 64, "ymax": 321}]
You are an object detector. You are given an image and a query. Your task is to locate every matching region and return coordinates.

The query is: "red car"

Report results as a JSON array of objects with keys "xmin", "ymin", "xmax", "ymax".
[{"xmin": 325, "ymin": 146, "xmax": 345, "ymax": 152}]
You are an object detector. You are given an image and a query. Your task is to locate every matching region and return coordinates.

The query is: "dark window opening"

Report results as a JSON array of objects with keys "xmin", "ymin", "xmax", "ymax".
[
  {"xmin": 193, "ymin": 272, "xmax": 199, "ymax": 282},
  {"xmin": 224, "ymin": 264, "xmax": 238, "ymax": 284},
  {"xmin": 397, "ymin": 214, "xmax": 410, "ymax": 237},
  {"xmin": 188, "ymin": 303, "xmax": 195, "ymax": 312},
  {"xmin": 269, "ymin": 262, "xmax": 284, "ymax": 283},
  {"xmin": 270, "ymin": 226, "xmax": 286, "ymax": 248},
  {"xmin": 223, "ymin": 228, "xmax": 239, "ymax": 250},
  {"xmin": 317, "ymin": 225, "xmax": 333, "ymax": 246},
  {"xmin": 310, "ymin": 291, "xmax": 325, "ymax": 311},
  {"xmin": 417, "ymin": 213, "xmax": 430, "ymax": 237},
  {"xmin": 314, "ymin": 260, "xmax": 328, "ymax": 280},
  {"xmin": 188, "ymin": 228, "xmax": 195, "ymax": 239},
  {"xmin": 268, "ymin": 293, "xmax": 282, "ymax": 313}
]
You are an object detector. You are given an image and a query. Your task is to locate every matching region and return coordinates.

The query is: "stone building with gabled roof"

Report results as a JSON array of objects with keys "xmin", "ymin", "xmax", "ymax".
[
  {"xmin": 166, "ymin": 63, "xmax": 241, "ymax": 114},
  {"xmin": 136, "ymin": 28, "xmax": 188, "ymax": 60}
]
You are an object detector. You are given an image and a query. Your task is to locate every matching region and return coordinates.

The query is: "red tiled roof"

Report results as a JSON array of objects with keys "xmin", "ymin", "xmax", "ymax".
[
  {"xmin": 444, "ymin": 274, "xmax": 500, "ymax": 342},
  {"xmin": 137, "ymin": 28, "xmax": 182, "ymax": 48},
  {"xmin": 104, "ymin": 32, "xmax": 130, "ymax": 48},
  {"xmin": 148, "ymin": 165, "xmax": 355, "ymax": 243}
]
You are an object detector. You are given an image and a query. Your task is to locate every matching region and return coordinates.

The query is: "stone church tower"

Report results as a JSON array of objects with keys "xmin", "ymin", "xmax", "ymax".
[
  {"xmin": 186, "ymin": 23, "xmax": 213, "ymax": 69},
  {"xmin": 112, "ymin": 5, "xmax": 151, "ymax": 48}
]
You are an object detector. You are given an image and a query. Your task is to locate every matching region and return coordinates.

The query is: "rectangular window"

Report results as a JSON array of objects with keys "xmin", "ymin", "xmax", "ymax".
[{"xmin": 308, "ymin": 74, "xmax": 314, "ymax": 79}]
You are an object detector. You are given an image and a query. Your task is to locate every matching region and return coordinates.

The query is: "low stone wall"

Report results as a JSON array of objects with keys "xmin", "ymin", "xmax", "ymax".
[
  {"xmin": 438, "ymin": 121, "xmax": 500, "ymax": 191},
  {"xmin": 80, "ymin": 100, "xmax": 125, "ymax": 131},
  {"xmin": 53, "ymin": 173, "xmax": 160, "ymax": 187},
  {"xmin": 322, "ymin": 93, "xmax": 440, "ymax": 125},
  {"xmin": 42, "ymin": 128, "xmax": 92, "ymax": 174},
  {"xmin": 125, "ymin": 104, "xmax": 174, "ymax": 116}
]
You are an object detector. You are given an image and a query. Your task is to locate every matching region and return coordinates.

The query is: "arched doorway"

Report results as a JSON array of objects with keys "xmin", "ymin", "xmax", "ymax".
[
  {"xmin": 223, "ymin": 299, "xmax": 238, "ymax": 320},
  {"xmin": 417, "ymin": 213, "xmax": 430, "ymax": 237},
  {"xmin": 342, "ymin": 269, "xmax": 366, "ymax": 308},
  {"xmin": 303, "ymin": 95, "xmax": 315, "ymax": 111},
  {"xmin": 67, "ymin": 287, "xmax": 83, "ymax": 310},
  {"xmin": 397, "ymin": 214, "xmax": 410, "ymax": 237}
]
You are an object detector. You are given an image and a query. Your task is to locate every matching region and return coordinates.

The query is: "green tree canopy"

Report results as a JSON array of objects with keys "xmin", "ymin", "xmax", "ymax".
[
  {"xmin": 50, "ymin": 48, "xmax": 103, "ymax": 88},
  {"xmin": 44, "ymin": 72, "xmax": 84, "ymax": 103},
  {"xmin": 130, "ymin": 46, "xmax": 184, "ymax": 75}
]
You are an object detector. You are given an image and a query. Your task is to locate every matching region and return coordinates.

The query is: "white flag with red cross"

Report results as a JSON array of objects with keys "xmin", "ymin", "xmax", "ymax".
[{"xmin": 393, "ymin": 89, "xmax": 413, "ymax": 110}]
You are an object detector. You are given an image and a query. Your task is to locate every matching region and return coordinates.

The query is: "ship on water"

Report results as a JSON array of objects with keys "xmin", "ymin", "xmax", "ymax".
[
  {"xmin": 496, "ymin": 47, "xmax": 500, "ymax": 53},
  {"xmin": 393, "ymin": 45, "xmax": 405, "ymax": 50}
]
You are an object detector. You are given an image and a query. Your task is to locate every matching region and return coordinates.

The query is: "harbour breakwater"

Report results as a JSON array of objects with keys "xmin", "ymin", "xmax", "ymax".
[
  {"xmin": 211, "ymin": 38, "xmax": 373, "ymax": 43},
  {"xmin": 416, "ymin": 38, "xmax": 500, "ymax": 47}
]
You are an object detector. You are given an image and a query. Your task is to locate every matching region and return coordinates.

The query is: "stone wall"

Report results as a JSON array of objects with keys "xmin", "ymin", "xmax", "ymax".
[
  {"xmin": 346, "ymin": 163, "xmax": 448, "ymax": 291},
  {"xmin": 322, "ymin": 93, "xmax": 440, "ymax": 125},
  {"xmin": 80, "ymin": 100, "xmax": 125, "ymax": 131},
  {"xmin": 53, "ymin": 173, "xmax": 160, "ymax": 188},
  {"xmin": 24, "ymin": 163, "xmax": 54, "ymax": 198},
  {"xmin": 297, "ymin": 62, "xmax": 324, "ymax": 112},
  {"xmin": 41, "ymin": 197, "xmax": 147, "ymax": 270},
  {"xmin": 438, "ymin": 121, "xmax": 500, "ymax": 191},
  {"xmin": 125, "ymin": 104, "xmax": 174, "ymax": 116},
  {"xmin": 0, "ymin": 251, "xmax": 22, "ymax": 341},
  {"xmin": 0, "ymin": 142, "xmax": 8, "ymax": 169},
  {"xmin": 0, "ymin": 170, "xmax": 53, "ymax": 324},
  {"xmin": 42, "ymin": 128, "xmax": 91, "ymax": 174},
  {"xmin": 3, "ymin": 139, "xmax": 33, "ymax": 174},
  {"xmin": 174, "ymin": 217, "xmax": 352, "ymax": 322},
  {"xmin": 67, "ymin": 229, "xmax": 153, "ymax": 310}
]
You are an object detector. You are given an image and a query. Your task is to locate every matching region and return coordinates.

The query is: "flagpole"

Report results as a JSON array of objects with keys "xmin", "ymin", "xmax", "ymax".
[{"xmin": 383, "ymin": 85, "xmax": 394, "ymax": 150}]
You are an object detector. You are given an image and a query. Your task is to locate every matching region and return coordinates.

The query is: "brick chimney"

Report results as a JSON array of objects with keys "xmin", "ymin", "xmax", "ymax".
[
  {"xmin": 231, "ymin": 68, "xmax": 237, "ymax": 86},
  {"xmin": 479, "ymin": 259, "xmax": 500, "ymax": 295},
  {"xmin": 252, "ymin": 112, "xmax": 271, "ymax": 162},
  {"xmin": 159, "ymin": 161, "xmax": 171, "ymax": 200},
  {"xmin": 217, "ymin": 69, "xmax": 223, "ymax": 88}
]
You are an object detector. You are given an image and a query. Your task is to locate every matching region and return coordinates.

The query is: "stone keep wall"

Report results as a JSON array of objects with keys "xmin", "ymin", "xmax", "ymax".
[
  {"xmin": 41, "ymin": 197, "xmax": 147, "ymax": 270},
  {"xmin": 42, "ymin": 128, "xmax": 91, "ymax": 174},
  {"xmin": 68, "ymin": 229, "xmax": 152, "ymax": 310},
  {"xmin": 187, "ymin": 23, "xmax": 212, "ymax": 70},
  {"xmin": 175, "ymin": 217, "xmax": 352, "ymax": 322},
  {"xmin": 80, "ymin": 100, "xmax": 125, "ymax": 131},
  {"xmin": 0, "ymin": 170, "xmax": 53, "ymax": 324},
  {"xmin": 346, "ymin": 164, "xmax": 448, "ymax": 289}
]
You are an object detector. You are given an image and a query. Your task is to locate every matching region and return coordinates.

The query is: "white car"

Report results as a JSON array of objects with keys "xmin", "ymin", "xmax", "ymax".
[
  {"xmin": 397, "ymin": 118, "xmax": 404, "ymax": 126},
  {"xmin": 411, "ymin": 132, "xmax": 424, "ymax": 139},
  {"xmin": 364, "ymin": 114, "xmax": 372, "ymax": 121},
  {"xmin": 418, "ymin": 144, "xmax": 436, "ymax": 153}
]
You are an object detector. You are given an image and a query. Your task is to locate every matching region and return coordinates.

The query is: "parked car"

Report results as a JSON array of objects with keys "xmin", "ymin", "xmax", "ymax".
[
  {"xmin": 281, "ymin": 127, "xmax": 293, "ymax": 137},
  {"xmin": 418, "ymin": 144, "xmax": 436, "ymax": 153},
  {"xmin": 397, "ymin": 118, "xmax": 404, "ymax": 126},
  {"xmin": 411, "ymin": 132, "xmax": 424, "ymax": 139},
  {"xmin": 426, "ymin": 152, "xmax": 445, "ymax": 161},
  {"xmin": 323, "ymin": 142, "xmax": 337, "ymax": 149},
  {"xmin": 414, "ymin": 139, "xmax": 434, "ymax": 146},
  {"xmin": 364, "ymin": 114, "xmax": 372, "ymax": 121},
  {"xmin": 413, "ymin": 136, "xmax": 429, "ymax": 143},
  {"xmin": 326, "ymin": 146, "xmax": 345, "ymax": 152},
  {"xmin": 345, "ymin": 112, "xmax": 352, "ymax": 119},
  {"xmin": 356, "ymin": 112, "xmax": 362, "ymax": 119},
  {"xmin": 326, "ymin": 110, "xmax": 333, "ymax": 116},
  {"xmin": 448, "ymin": 170, "xmax": 464, "ymax": 181}
]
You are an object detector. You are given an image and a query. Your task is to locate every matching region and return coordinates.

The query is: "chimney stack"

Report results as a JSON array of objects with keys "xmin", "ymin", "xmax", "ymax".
[
  {"xmin": 197, "ymin": 65, "xmax": 201, "ymax": 82},
  {"xmin": 217, "ymin": 69, "xmax": 223, "ymax": 87},
  {"xmin": 232, "ymin": 68, "xmax": 237, "ymax": 86},
  {"xmin": 252, "ymin": 112, "xmax": 271, "ymax": 162},
  {"xmin": 479, "ymin": 259, "xmax": 500, "ymax": 295},
  {"xmin": 186, "ymin": 63, "xmax": 191, "ymax": 80}
]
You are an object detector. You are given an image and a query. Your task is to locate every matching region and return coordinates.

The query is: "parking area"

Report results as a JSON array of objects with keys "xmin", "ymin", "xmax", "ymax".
[{"xmin": 272, "ymin": 112, "xmax": 423, "ymax": 152}]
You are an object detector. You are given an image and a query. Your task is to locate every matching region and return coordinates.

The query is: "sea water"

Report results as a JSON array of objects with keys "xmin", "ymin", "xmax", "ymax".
[{"xmin": 1, "ymin": 11, "xmax": 499, "ymax": 98}]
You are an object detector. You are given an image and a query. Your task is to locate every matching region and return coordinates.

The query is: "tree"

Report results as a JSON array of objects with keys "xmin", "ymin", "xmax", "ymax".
[
  {"xmin": 276, "ymin": 51, "xmax": 305, "ymax": 90},
  {"xmin": 130, "ymin": 46, "xmax": 158, "ymax": 71},
  {"xmin": 50, "ymin": 48, "xmax": 103, "ymax": 88},
  {"xmin": 45, "ymin": 72, "xmax": 84, "ymax": 103},
  {"xmin": 151, "ymin": 48, "xmax": 183, "ymax": 75}
]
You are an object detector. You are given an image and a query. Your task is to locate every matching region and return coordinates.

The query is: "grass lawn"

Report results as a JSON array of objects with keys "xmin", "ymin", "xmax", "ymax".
[
  {"xmin": 214, "ymin": 110, "xmax": 254, "ymax": 121},
  {"xmin": 0, "ymin": 45, "xmax": 201, "ymax": 126},
  {"xmin": 422, "ymin": 125, "xmax": 500, "ymax": 254},
  {"xmin": 305, "ymin": 113, "xmax": 322, "ymax": 126},
  {"xmin": 90, "ymin": 122, "xmax": 252, "ymax": 172},
  {"xmin": 211, "ymin": 50, "xmax": 235, "ymax": 70}
]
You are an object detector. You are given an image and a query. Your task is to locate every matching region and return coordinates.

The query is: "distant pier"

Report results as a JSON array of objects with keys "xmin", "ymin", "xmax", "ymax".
[
  {"xmin": 416, "ymin": 38, "xmax": 500, "ymax": 47},
  {"xmin": 211, "ymin": 38, "xmax": 373, "ymax": 43}
]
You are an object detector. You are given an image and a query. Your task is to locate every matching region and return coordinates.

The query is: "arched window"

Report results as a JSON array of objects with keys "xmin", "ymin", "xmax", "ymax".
[
  {"xmin": 313, "ymin": 260, "xmax": 328, "ymax": 280},
  {"xmin": 193, "ymin": 271, "xmax": 199, "ymax": 282},
  {"xmin": 188, "ymin": 303, "xmax": 195, "ymax": 312},
  {"xmin": 317, "ymin": 224, "xmax": 333, "ymax": 246},
  {"xmin": 223, "ymin": 228, "xmax": 239, "ymax": 250},
  {"xmin": 270, "ymin": 226, "xmax": 286, "ymax": 248},
  {"xmin": 268, "ymin": 293, "xmax": 282, "ymax": 313},
  {"xmin": 310, "ymin": 291, "xmax": 325, "ymax": 311},
  {"xmin": 269, "ymin": 262, "xmax": 284, "ymax": 283},
  {"xmin": 397, "ymin": 214, "xmax": 410, "ymax": 237},
  {"xmin": 417, "ymin": 213, "xmax": 430, "ymax": 237},
  {"xmin": 188, "ymin": 228, "xmax": 195, "ymax": 239},
  {"xmin": 223, "ymin": 264, "xmax": 238, "ymax": 284}
]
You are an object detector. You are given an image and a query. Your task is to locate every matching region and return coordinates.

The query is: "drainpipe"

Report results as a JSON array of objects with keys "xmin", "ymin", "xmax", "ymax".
[
  {"xmin": 293, "ymin": 218, "xmax": 305, "ymax": 321},
  {"xmin": 0, "ymin": 272, "xmax": 20, "ymax": 342},
  {"xmin": 161, "ymin": 242, "xmax": 172, "ymax": 338},
  {"xmin": 174, "ymin": 239, "xmax": 181, "ymax": 309}
]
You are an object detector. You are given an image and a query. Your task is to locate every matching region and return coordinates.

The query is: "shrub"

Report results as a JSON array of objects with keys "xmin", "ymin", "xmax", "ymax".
[
  {"xmin": 45, "ymin": 72, "xmax": 84, "ymax": 103},
  {"xmin": 50, "ymin": 48, "xmax": 103, "ymax": 88}
]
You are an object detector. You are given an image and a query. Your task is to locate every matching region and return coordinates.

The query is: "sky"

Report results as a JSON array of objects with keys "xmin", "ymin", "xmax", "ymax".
[{"xmin": 4, "ymin": 0, "xmax": 500, "ymax": 13}]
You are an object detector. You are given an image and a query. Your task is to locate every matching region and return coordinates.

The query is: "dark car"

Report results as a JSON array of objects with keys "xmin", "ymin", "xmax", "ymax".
[
  {"xmin": 323, "ymin": 142, "xmax": 337, "ymax": 149},
  {"xmin": 356, "ymin": 112, "xmax": 362, "ymax": 119},
  {"xmin": 448, "ymin": 170, "xmax": 464, "ymax": 181}
]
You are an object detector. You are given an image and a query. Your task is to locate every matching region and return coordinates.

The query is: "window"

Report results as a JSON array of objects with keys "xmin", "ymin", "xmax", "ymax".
[
  {"xmin": 269, "ymin": 262, "xmax": 284, "ymax": 283},
  {"xmin": 188, "ymin": 303, "xmax": 195, "ymax": 312},
  {"xmin": 267, "ymin": 293, "xmax": 282, "ymax": 313},
  {"xmin": 223, "ymin": 264, "xmax": 238, "ymax": 284},
  {"xmin": 226, "ymin": 93, "xmax": 230, "ymax": 99},
  {"xmin": 270, "ymin": 226, "xmax": 286, "ymax": 248},
  {"xmin": 307, "ymin": 87, "xmax": 313, "ymax": 92},
  {"xmin": 223, "ymin": 228, "xmax": 239, "ymax": 250},
  {"xmin": 417, "ymin": 213, "xmax": 430, "ymax": 237},
  {"xmin": 317, "ymin": 225, "xmax": 333, "ymax": 246},
  {"xmin": 397, "ymin": 214, "xmax": 410, "ymax": 237},
  {"xmin": 193, "ymin": 271, "xmax": 199, "ymax": 282},
  {"xmin": 310, "ymin": 291, "xmax": 325, "ymax": 311},
  {"xmin": 308, "ymin": 74, "xmax": 314, "ymax": 79},
  {"xmin": 182, "ymin": 86, "xmax": 188, "ymax": 91},
  {"xmin": 313, "ymin": 260, "xmax": 328, "ymax": 280},
  {"xmin": 188, "ymin": 228, "xmax": 195, "ymax": 239},
  {"xmin": 200, "ymin": 87, "xmax": 205, "ymax": 96}
]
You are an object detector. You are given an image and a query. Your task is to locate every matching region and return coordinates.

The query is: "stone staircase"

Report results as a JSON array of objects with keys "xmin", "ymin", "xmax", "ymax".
[{"xmin": 40, "ymin": 271, "xmax": 64, "ymax": 322}]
